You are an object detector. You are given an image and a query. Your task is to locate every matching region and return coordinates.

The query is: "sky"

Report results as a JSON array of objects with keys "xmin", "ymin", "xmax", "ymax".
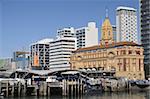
[{"xmin": 0, "ymin": 0, "xmax": 139, "ymax": 58}]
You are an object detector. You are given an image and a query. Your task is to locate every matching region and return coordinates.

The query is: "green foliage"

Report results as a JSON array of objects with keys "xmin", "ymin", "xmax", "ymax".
[{"xmin": 0, "ymin": 59, "xmax": 4, "ymax": 68}]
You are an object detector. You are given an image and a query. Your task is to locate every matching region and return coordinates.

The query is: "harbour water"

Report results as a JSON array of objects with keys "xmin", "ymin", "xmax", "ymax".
[{"xmin": 3, "ymin": 90, "xmax": 150, "ymax": 99}]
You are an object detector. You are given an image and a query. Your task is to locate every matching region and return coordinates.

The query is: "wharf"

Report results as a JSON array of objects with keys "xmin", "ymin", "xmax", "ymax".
[{"xmin": 0, "ymin": 69, "xmax": 149, "ymax": 97}]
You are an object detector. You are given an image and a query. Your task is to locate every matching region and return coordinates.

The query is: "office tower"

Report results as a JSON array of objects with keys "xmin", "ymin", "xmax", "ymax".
[
  {"xmin": 112, "ymin": 25, "xmax": 117, "ymax": 42},
  {"xmin": 49, "ymin": 37, "xmax": 76, "ymax": 69},
  {"xmin": 75, "ymin": 22, "xmax": 98, "ymax": 49},
  {"xmin": 116, "ymin": 6, "xmax": 138, "ymax": 43},
  {"xmin": 57, "ymin": 27, "xmax": 75, "ymax": 38},
  {"xmin": 141, "ymin": 0, "xmax": 150, "ymax": 77},
  {"xmin": 30, "ymin": 38, "xmax": 52, "ymax": 70},
  {"xmin": 49, "ymin": 28, "xmax": 76, "ymax": 69}
]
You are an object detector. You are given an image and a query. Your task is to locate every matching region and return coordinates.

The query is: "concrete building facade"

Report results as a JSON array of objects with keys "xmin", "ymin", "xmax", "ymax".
[
  {"xmin": 116, "ymin": 6, "xmax": 138, "ymax": 43},
  {"xmin": 30, "ymin": 38, "xmax": 52, "ymax": 69},
  {"xmin": 76, "ymin": 22, "xmax": 98, "ymax": 49},
  {"xmin": 49, "ymin": 27, "xmax": 77, "ymax": 69},
  {"xmin": 49, "ymin": 37, "xmax": 76, "ymax": 69},
  {"xmin": 57, "ymin": 27, "xmax": 75, "ymax": 38},
  {"xmin": 112, "ymin": 25, "xmax": 117, "ymax": 42}
]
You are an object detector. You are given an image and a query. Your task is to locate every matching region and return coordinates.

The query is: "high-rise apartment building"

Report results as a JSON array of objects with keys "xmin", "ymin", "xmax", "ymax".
[
  {"xmin": 112, "ymin": 25, "xmax": 117, "ymax": 42},
  {"xmin": 49, "ymin": 37, "xmax": 76, "ymax": 69},
  {"xmin": 30, "ymin": 38, "xmax": 52, "ymax": 70},
  {"xmin": 49, "ymin": 28, "xmax": 76, "ymax": 69},
  {"xmin": 30, "ymin": 23, "xmax": 97, "ymax": 70},
  {"xmin": 76, "ymin": 22, "xmax": 98, "ymax": 49},
  {"xmin": 57, "ymin": 27, "xmax": 75, "ymax": 38},
  {"xmin": 116, "ymin": 6, "xmax": 138, "ymax": 43},
  {"xmin": 141, "ymin": 0, "xmax": 150, "ymax": 78}
]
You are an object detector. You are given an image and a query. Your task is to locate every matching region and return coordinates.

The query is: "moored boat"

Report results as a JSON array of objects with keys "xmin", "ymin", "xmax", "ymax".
[{"xmin": 135, "ymin": 80, "xmax": 150, "ymax": 88}]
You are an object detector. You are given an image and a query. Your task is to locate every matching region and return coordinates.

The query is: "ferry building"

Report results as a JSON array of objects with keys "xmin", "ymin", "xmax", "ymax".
[{"xmin": 70, "ymin": 17, "xmax": 145, "ymax": 80}]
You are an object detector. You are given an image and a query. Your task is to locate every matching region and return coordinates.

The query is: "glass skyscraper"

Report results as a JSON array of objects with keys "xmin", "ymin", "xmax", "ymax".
[{"xmin": 141, "ymin": 0, "xmax": 150, "ymax": 78}]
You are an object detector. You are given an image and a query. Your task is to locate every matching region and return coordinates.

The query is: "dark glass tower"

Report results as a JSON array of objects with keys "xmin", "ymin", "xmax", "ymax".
[{"xmin": 141, "ymin": 0, "xmax": 150, "ymax": 78}]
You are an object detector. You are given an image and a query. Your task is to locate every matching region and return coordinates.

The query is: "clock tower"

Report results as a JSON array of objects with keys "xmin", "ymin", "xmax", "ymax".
[{"xmin": 100, "ymin": 17, "xmax": 114, "ymax": 46}]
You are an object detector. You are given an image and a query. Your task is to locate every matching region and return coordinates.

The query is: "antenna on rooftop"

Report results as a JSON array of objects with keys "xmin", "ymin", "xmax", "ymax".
[{"xmin": 22, "ymin": 46, "xmax": 26, "ymax": 52}]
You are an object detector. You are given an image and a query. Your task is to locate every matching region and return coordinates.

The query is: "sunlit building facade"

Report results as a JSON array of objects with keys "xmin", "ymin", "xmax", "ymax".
[
  {"xmin": 76, "ymin": 22, "xmax": 98, "ymax": 49},
  {"xmin": 49, "ymin": 37, "xmax": 76, "ymax": 69},
  {"xmin": 70, "ymin": 17, "xmax": 144, "ymax": 80},
  {"xmin": 49, "ymin": 28, "xmax": 77, "ymax": 69},
  {"xmin": 116, "ymin": 6, "xmax": 138, "ymax": 43}
]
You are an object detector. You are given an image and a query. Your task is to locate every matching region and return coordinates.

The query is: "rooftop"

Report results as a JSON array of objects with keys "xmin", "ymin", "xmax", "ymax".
[
  {"xmin": 75, "ymin": 42, "xmax": 141, "ymax": 52},
  {"xmin": 117, "ymin": 6, "xmax": 136, "ymax": 11},
  {"xmin": 31, "ymin": 38, "xmax": 53, "ymax": 45}
]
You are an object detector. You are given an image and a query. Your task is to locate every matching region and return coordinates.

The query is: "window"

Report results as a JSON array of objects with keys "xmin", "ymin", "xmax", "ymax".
[
  {"xmin": 139, "ymin": 59, "xmax": 141, "ymax": 71},
  {"xmin": 108, "ymin": 31, "xmax": 110, "ymax": 36},
  {"xmin": 121, "ymin": 50, "xmax": 126, "ymax": 55},
  {"xmin": 117, "ymin": 51, "xmax": 119, "ymax": 55},
  {"xmin": 129, "ymin": 50, "xmax": 132, "ymax": 54},
  {"xmin": 136, "ymin": 51, "xmax": 140, "ymax": 55},
  {"xmin": 123, "ymin": 59, "xmax": 126, "ymax": 71}
]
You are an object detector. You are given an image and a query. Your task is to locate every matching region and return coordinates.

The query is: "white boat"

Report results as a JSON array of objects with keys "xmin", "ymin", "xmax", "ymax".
[{"xmin": 135, "ymin": 80, "xmax": 150, "ymax": 88}]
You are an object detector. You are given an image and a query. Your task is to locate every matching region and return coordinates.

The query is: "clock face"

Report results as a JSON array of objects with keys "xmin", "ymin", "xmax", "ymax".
[{"xmin": 108, "ymin": 52, "xmax": 115, "ymax": 58}]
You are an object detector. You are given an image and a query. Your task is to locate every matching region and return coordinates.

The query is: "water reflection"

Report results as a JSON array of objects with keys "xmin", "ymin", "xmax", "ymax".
[{"xmin": 4, "ymin": 90, "xmax": 150, "ymax": 99}]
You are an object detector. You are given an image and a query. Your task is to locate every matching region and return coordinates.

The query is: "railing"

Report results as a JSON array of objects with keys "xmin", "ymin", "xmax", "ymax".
[{"xmin": 48, "ymin": 82, "xmax": 63, "ymax": 87}]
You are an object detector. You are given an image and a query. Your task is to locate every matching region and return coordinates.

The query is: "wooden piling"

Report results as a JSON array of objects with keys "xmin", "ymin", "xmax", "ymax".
[
  {"xmin": 47, "ymin": 84, "xmax": 50, "ymax": 96},
  {"xmin": 75, "ymin": 83, "xmax": 77, "ymax": 96},
  {"xmin": 43, "ymin": 82, "xmax": 47, "ymax": 96},
  {"xmin": 18, "ymin": 82, "xmax": 21, "ymax": 96},
  {"xmin": 71, "ymin": 80, "xmax": 73, "ymax": 96},
  {"xmin": 0, "ymin": 82, "xmax": 1, "ymax": 94},
  {"xmin": 6, "ymin": 81, "xmax": 9, "ymax": 97},
  {"xmin": 67, "ymin": 80, "xmax": 69, "ymax": 96},
  {"xmin": 62, "ymin": 80, "xmax": 67, "ymax": 96},
  {"xmin": 11, "ymin": 84, "xmax": 14, "ymax": 97},
  {"xmin": 78, "ymin": 79, "xmax": 80, "ymax": 95}
]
